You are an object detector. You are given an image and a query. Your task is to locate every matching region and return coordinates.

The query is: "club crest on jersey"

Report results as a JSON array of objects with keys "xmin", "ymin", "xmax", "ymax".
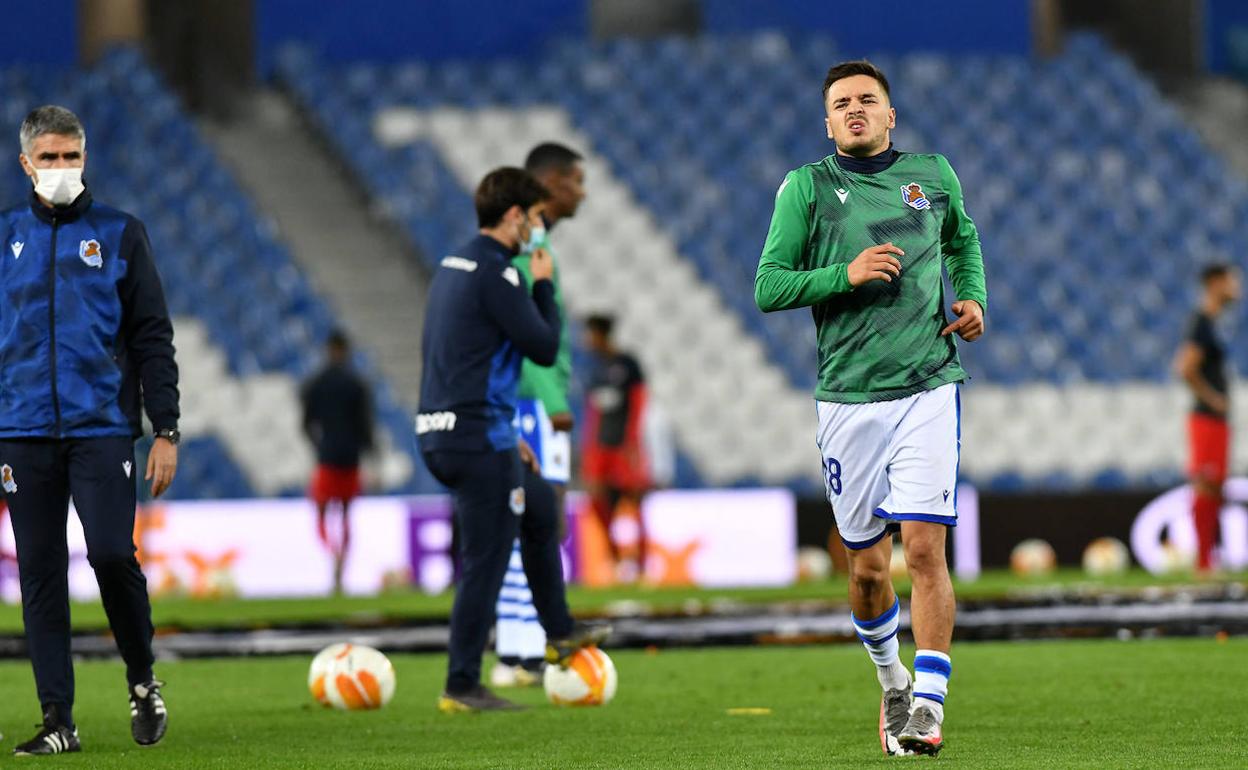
[
  {"xmin": 1, "ymin": 464, "xmax": 16, "ymax": 494},
  {"xmin": 509, "ymin": 487, "xmax": 525, "ymax": 515},
  {"xmin": 79, "ymin": 239, "xmax": 103, "ymax": 268},
  {"xmin": 900, "ymin": 182, "xmax": 930, "ymax": 211}
]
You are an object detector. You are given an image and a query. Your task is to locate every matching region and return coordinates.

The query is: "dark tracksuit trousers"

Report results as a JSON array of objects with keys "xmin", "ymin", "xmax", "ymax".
[
  {"xmin": 0, "ymin": 437, "xmax": 155, "ymax": 727},
  {"xmin": 423, "ymin": 448, "xmax": 574, "ymax": 694}
]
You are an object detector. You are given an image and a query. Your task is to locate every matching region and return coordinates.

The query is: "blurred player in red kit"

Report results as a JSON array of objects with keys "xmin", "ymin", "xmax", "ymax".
[
  {"xmin": 302, "ymin": 330, "xmax": 374, "ymax": 594},
  {"xmin": 1174, "ymin": 263, "xmax": 1240, "ymax": 573},
  {"xmin": 581, "ymin": 315, "xmax": 651, "ymax": 581}
]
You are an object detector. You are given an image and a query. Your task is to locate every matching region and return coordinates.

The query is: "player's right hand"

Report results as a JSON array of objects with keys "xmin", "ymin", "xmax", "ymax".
[
  {"xmin": 846, "ymin": 242, "xmax": 904, "ymax": 286},
  {"xmin": 518, "ymin": 438, "xmax": 542, "ymax": 473},
  {"xmin": 530, "ymin": 247, "xmax": 554, "ymax": 282}
]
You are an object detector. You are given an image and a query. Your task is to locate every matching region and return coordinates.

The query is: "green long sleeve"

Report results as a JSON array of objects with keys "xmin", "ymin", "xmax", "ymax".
[
  {"xmin": 937, "ymin": 155, "xmax": 988, "ymax": 312},
  {"xmin": 755, "ymin": 167, "xmax": 854, "ymax": 313},
  {"xmin": 514, "ymin": 241, "xmax": 572, "ymax": 416}
]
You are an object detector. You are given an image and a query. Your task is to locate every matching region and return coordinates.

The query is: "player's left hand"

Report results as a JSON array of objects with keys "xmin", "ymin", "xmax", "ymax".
[
  {"xmin": 147, "ymin": 437, "xmax": 178, "ymax": 497},
  {"xmin": 518, "ymin": 438, "xmax": 541, "ymax": 474},
  {"xmin": 941, "ymin": 299, "xmax": 984, "ymax": 341},
  {"xmin": 529, "ymin": 248, "xmax": 554, "ymax": 282}
]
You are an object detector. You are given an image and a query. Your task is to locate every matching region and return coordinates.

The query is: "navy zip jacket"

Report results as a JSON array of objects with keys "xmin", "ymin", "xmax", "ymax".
[
  {"xmin": 417, "ymin": 234, "xmax": 559, "ymax": 453},
  {"xmin": 0, "ymin": 189, "xmax": 179, "ymax": 439}
]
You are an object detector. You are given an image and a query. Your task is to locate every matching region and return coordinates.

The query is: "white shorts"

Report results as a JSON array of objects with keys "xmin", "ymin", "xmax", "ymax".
[
  {"xmin": 815, "ymin": 383, "xmax": 960, "ymax": 549},
  {"xmin": 515, "ymin": 399, "xmax": 571, "ymax": 484}
]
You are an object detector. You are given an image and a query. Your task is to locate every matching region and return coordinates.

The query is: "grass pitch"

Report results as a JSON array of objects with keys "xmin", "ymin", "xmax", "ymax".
[
  {"xmin": 0, "ymin": 638, "xmax": 1241, "ymax": 768},
  {"xmin": 0, "ymin": 568, "xmax": 1238, "ymax": 633}
]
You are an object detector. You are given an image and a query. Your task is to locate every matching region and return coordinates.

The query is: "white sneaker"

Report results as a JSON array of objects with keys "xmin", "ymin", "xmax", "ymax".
[
  {"xmin": 899, "ymin": 704, "xmax": 944, "ymax": 756},
  {"xmin": 879, "ymin": 683, "xmax": 913, "ymax": 756},
  {"xmin": 490, "ymin": 662, "xmax": 541, "ymax": 689}
]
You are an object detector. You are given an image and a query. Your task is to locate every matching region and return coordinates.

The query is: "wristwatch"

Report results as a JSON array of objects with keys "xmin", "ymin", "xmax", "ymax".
[{"xmin": 155, "ymin": 428, "xmax": 181, "ymax": 446}]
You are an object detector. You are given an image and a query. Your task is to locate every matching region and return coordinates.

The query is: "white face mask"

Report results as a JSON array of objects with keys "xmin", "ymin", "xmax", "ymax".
[
  {"xmin": 521, "ymin": 224, "xmax": 546, "ymax": 254},
  {"xmin": 30, "ymin": 166, "xmax": 85, "ymax": 206}
]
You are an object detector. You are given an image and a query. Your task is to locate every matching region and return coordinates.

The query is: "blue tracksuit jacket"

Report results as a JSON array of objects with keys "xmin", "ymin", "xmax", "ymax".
[{"xmin": 0, "ymin": 189, "xmax": 179, "ymax": 438}]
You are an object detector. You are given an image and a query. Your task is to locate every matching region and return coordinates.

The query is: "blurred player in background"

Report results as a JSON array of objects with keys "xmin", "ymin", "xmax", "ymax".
[
  {"xmin": 301, "ymin": 329, "xmax": 374, "ymax": 595},
  {"xmin": 1174, "ymin": 263, "xmax": 1240, "ymax": 573},
  {"xmin": 417, "ymin": 167, "xmax": 607, "ymax": 712},
  {"xmin": 493, "ymin": 142, "xmax": 586, "ymax": 688},
  {"xmin": 755, "ymin": 61, "xmax": 986, "ymax": 756},
  {"xmin": 582, "ymin": 314, "xmax": 651, "ymax": 583}
]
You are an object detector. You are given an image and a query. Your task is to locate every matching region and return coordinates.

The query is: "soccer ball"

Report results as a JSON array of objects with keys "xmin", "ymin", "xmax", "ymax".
[
  {"xmin": 1082, "ymin": 537, "xmax": 1130, "ymax": 576},
  {"xmin": 308, "ymin": 642, "xmax": 349, "ymax": 706},
  {"xmin": 308, "ymin": 643, "xmax": 396, "ymax": 710},
  {"xmin": 1010, "ymin": 538, "xmax": 1057, "ymax": 577},
  {"xmin": 796, "ymin": 546, "xmax": 832, "ymax": 582},
  {"xmin": 543, "ymin": 647, "xmax": 617, "ymax": 706},
  {"xmin": 1158, "ymin": 540, "xmax": 1195, "ymax": 574}
]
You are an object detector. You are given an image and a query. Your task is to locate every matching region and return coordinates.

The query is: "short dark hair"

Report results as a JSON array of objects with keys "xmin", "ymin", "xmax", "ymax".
[
  {"xmin": 585, "ymin": 314, "xmax": 614, "ymax": 336},
  {"xmin": 524, "ymin": 142, "xmax": 583, "ymax": 176},
  {"xmin": 327, "ymin": 328, "xmax": 350, "ymax": 350},
  {"xmin": 822, "ymin": 60, "xmax": 891, "ymax": 102},
  {"xmin": 474, "ymin": 167, "xmax": 547, "ymax": 228},
  {"xmin": 1201, "ymin": 263, "xmax": 1234, "ymax": 285}
]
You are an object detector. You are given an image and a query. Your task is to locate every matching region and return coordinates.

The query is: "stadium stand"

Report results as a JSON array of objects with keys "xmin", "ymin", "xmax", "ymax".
[
  {"xmin": 276, "ymin": 33, "xmax": 1248, "ymax": 492},
  {"xmin": 0, "ymin": 49, "xmax": 424, "ymax": 498}
]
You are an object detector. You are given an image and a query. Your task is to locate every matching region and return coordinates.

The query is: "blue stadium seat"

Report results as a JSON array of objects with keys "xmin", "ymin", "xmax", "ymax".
[
  {"xmin": 0, "ymin": 49, "xmax": 431, "ymax": 497},
  {"xmin": 274, "ymin": 31, "xmax": 1245, "ymax": 492}
]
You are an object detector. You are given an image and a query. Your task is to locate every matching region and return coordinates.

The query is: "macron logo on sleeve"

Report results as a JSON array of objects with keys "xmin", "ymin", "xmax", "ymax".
[
  {"xmin": 441, "ymin": 256, "xmax": 477, "ymax": 272},
  {"xmin": 502, "ymin": 266, "xmax": 520, "ymax": 287},
  {"xmin": 416, "ymin": 411, "xmax": 457, "ymax": 434},
  {"xmin": 10, "ymin": 241, "xmax": 23, "ymax": 258}
]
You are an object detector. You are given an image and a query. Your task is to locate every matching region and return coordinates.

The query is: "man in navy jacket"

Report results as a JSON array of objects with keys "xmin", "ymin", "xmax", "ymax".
[
  {"xmin": 419, "ymin": 167, "xmax": 607, "ymax": 712},
  {"xmin": 0, "ymin": 106, "xmax": 178, "ymax": 755}
]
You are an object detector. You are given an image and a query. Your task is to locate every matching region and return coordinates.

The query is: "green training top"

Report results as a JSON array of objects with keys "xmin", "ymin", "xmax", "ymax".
[
  {"xmin": 755, "ymin": 151, "xmax": 987, "ymax": 403},
  {"xmin": 513, "ymin": 230, "xmax": 572, "ymax": 416}
]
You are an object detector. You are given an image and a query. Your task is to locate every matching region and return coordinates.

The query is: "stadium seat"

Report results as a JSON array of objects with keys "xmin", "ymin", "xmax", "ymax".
[
  {"xmin": 0, "ymin": 49, "xmax": 433, "ymax": 498},
  {"xmin": 274, "ymin": 31, "xmax": 1246, "ymax": 491}
]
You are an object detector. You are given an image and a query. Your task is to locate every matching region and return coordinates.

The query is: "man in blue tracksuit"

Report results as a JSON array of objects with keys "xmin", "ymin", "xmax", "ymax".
[
  {"xmin": 418, "ymin": 167, "xmax": 607, "ymax": 712},
  {"xmin": 0, "ymin": 106, "xmax": 178, "ymax": 755}
]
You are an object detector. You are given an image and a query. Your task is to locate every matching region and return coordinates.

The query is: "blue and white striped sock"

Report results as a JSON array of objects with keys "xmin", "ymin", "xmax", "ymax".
[
  {"xmin": 913, "ymin": 649, "xmax": 951, "ymax": 721},
  {"xmin": 851, "ymin": 597, "xmax": 909, "ymax": 691},
  {"xmin": 495, "ymin": 539, "xmax": 547, "ymax": 661}
]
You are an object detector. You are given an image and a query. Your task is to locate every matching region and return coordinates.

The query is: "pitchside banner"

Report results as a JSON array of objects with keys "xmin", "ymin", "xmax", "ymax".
[
  {"xmin": 0, "ymin": 489, "xmax": 797, "ymax": 601},
  {"xmin": 920, "ymin": 481, "xmax": 1243, "ymax": 577},
  {"xmin": 1132, "ymin": 479, "xmax": 1248, "ymax": 573},
  {"xmin": 0, "ymin": 498, "xmax": 413, "ymax": 602}
]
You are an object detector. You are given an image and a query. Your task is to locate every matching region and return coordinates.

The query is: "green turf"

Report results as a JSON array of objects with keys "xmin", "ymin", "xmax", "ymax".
[
  {"xmin": 0, "ymin": 568, "xmax": 1239, "ymax": 634},
  {"xmin": 0, "ymin": 638, "xmax": 1241, "ymax": 768}
]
